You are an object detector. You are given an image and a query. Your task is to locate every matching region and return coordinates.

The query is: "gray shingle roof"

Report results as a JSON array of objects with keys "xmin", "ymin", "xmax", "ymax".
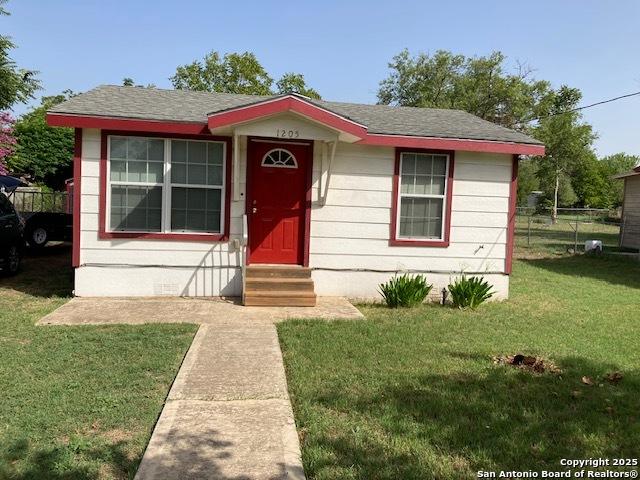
[{"xmin": 49, "ymin": 85, "xmax": 542, "ymax": 145}]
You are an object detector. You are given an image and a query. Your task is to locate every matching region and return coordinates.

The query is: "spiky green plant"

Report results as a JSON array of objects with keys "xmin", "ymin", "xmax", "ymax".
[
  {"xmin": 379, "ymin": 274, "xmax": 433, "ymax": 308},
  {"xmin": 448, "ymin": 275, "xmax": 494, "ymax": 309}
]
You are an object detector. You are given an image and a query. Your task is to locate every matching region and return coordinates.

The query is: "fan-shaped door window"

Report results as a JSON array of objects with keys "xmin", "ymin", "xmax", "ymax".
[{"xmin": 261, "ymin": 149, "xmax": 297, "ymax": 168}]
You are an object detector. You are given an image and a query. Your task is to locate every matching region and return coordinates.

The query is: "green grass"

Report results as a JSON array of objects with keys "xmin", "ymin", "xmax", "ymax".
[
  {"xmin": 278, "ymin": 255, "xmax": 640, "ymax": 479},
  {"xmin": 0, "ymin": 247, "xmax": 197, "ymax": 480}
]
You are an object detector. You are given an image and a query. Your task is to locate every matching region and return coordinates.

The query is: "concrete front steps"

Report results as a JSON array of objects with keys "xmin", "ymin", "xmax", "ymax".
[{"xmin": 244, "ymin": 265, "xmax": 316, "ymax": 307}]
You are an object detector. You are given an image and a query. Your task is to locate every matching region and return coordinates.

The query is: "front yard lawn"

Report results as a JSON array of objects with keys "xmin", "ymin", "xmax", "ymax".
[
  {"xmin": 0, "ymin": 248, "xmax": 197, "ymax": 479},
  {"xmin": 278, "ymin": 255, "xmax": 640, "ymax": 479}
]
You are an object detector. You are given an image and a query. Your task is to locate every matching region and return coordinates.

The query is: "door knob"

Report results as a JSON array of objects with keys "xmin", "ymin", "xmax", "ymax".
[{"xmin": 252, "ymin": 207, "xmax": 257, "ymax": 214}]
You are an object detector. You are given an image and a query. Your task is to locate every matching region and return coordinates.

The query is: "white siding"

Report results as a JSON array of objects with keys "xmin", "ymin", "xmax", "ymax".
[
  {"xmin": 309, "ymin": 146, "xmax": 511, "ymax": 291},
  {"xmin": 75, "ymin": 127, "xmax": 512, "ymax": 299},
  {"xmin": 75, "ymin": 128, "xmax": 244, "ymax": 297}
]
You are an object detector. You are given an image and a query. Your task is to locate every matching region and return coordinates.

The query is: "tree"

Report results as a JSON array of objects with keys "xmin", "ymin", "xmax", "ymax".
[
  {"xmin": 0, "ymin": 111, "xmax": 15, "ymax": 175},
  {"xmin": 532, "ymin": 91, "xmax": 597, "ymax": 218},
  {"xmin": 122, "ymin": 77, "xmax": 156, "ymax": 88},
  {"xmin": 170, "ymin": 50, "xmax": 321, "ymax": 98},
  {"xmin": 0, "ymin": 0, "xmax": 39, "ymax": 110},
  {"xmin": 516, "ymin": 159, "xmax": 539, "ymax": 207},
  {"xmin": 275, "ymin": 73, "xmax": 320, "ymax": 99},
  {"xmin": 599, "ymin": 153, "xmax": 640, "ymax": 208},
  {"xmin": 377, "ymin": 49, "xmax": 557, "ymax": 129},
  {"xmin": 8, "ymin": 91, "xmax": 75, "ymax": 187},
  {"xmin": 171, "ymin": 51, "xmax": 273, "ymax": 95}
]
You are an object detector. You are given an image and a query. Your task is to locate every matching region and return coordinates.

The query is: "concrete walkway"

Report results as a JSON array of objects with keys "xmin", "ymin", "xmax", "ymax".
[
  {"xmin": 135, "ymin": 323, "xmax": 305, "ymax": 480},
  {"xmin": 38, "ymin": 296, "xmax": 363, "ymax": 325},
  {"xmin": 39, "ymin": 297, "xmax": 362, "ymax": 479}
]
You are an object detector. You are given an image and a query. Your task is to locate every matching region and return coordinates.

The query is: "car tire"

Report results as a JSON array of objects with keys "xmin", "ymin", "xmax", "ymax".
[
  {"xmin": 27, "ymin": 226, "xmax": 48, "ymax": 249},
  {"xmin": 3, "ymin": 244, "xmax": 21, "ymax": 276}
]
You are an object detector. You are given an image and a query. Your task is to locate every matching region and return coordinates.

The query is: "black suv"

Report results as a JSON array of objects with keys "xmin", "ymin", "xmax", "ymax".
[{"xmin": 0, "ymin": 193, "xmax": 24, "ymax": 275}]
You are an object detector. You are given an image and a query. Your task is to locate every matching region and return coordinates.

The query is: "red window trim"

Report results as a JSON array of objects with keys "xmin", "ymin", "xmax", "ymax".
[
  {"xmin": 389, "ymin": 147, "xmax": 455, "ymax": 247},
  {"xmin": 98, "ymin": 130, "xmax": 232, "ymax": 242}
]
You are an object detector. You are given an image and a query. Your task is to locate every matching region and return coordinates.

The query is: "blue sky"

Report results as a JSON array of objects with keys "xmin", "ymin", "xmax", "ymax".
[{"xmin": 5, "ymin": 0, "xmax": 639, "ymax": 156}]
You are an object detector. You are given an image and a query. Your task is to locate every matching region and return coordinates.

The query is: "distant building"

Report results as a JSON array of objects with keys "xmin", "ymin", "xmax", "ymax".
[
  {"xmin": 526, "ymin": 191, "xmax": 544, "ymax": 208},
  {"xmin": 614, "ymin": 166, "xmax": 640, "ymax": 249}
]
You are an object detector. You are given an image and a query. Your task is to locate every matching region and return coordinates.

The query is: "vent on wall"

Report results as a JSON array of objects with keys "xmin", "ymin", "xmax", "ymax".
[{"xmin": 153, "ymin": 283, "xmax": 179, "ymax": 296}]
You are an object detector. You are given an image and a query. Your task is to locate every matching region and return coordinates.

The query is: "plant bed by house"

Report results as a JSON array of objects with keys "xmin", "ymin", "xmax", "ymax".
[
  {"xmin": 0, "ymin": 249, "xmax": 197, "ymax": 479},
  {"xmin": 278, "ymin": 256, "xmax": 640, "ymax": 480}
]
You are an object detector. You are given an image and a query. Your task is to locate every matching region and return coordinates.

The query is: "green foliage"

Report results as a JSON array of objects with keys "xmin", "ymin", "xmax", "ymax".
[
  {"xmin": 599, "ymin": 153, "xmax": 639, "ymax": 207},
  {"xmin": 170, "ymin": 50, "xmax": 321, "ymax": 98},
  {"xmin": 122, "ymin": 77, "xmax": 156, "ymax": 88},
  {"xmin": 275, "ymin": 72, "xmax": 321, "ymax": 99},
  {"xmin": 171, "ymin": 51, "xmax": 274, "ymax": 95},
  {"xmin": 516, "ymin": 159, "xmax": 540, "ymax": 206},
  {"xmin": 448, "ymin": 275, "xmax": 494, "ymax": 309},
  {"xmin": 0, "ymin": 1, "xmax": 40, "ymax": 109},
  {"xmin": 9, "ymin": 92, "xmax": 75, "ymax": 187},
  {"xmin": 377, "ymin": 49, "xmax": 559, "ymax": 129},
  {"xmin": 379, "ymin": 274, "xmax": 433, "ymax": 308}
]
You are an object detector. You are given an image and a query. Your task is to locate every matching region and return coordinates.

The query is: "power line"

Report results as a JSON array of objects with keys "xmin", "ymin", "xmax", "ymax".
[{"xmin": 529, "ymin": 90, "xmax": 640, "ymax": 122}]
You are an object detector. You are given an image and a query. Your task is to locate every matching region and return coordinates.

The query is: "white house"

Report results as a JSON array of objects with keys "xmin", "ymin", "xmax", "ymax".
[{"xmin": 47, "ymin": 86, "xmax": 544, "ymax": 306}]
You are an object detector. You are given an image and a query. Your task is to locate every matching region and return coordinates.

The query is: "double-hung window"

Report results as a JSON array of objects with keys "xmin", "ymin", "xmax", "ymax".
[
  {"xmin": 396, "ymin": 152, "xmax": 450, "ymax": 241},
  {"xmin": 108, "ymin": 136, "xmax": 225, "ymax": 235}
]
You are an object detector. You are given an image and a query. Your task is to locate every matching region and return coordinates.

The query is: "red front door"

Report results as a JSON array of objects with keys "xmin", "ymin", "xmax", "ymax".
[{"xmin": 247, "ymin": 139, "xmax": 311, "ymax": 265}]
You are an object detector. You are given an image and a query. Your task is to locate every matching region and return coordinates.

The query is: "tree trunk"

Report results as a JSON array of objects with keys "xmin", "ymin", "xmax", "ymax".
[{"xmin": 552, "ymin": 172, "xmax": 559, "ymax": 224}]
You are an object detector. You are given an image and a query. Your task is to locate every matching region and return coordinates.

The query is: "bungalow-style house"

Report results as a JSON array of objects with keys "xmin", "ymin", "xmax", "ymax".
[
  {"xmin": 614, "ymin": 165, "xmax": 640, "ymax": 249},
  {"xmin": 47, "ymin": 86, "xmax": 544, "ymax": 306}
]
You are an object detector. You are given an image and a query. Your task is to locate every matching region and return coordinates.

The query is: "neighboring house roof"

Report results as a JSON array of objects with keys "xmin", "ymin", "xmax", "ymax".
[
  {"xmin": 613, "ymin": 165, "xmax": 640, "ymax": 179},
  {"xmin": 47, "ymin": 85, "xmax": 544, "ymax": 154}
]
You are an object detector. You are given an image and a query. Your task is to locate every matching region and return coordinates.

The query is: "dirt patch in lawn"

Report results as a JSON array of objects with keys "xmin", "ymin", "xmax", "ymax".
[{"xmin": 493, "ymin": 354, "xmax": 562, "ymax": 374}]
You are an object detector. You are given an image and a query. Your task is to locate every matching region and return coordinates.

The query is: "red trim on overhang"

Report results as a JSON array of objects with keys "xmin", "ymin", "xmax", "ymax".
[
  {"xmin": 361, "ymin": 134, "xmax": 544, "ymax": 156},
  {"xmin": 48, "ymin": 109, "xmax": 545, "ymax": 156},
  {"xmin": 47, "ymin": 113, "xmax": 210, "ymax": 135},
  {"xmin": 207, "ymin": 96, "xmax": 368, "ymax": 139}
]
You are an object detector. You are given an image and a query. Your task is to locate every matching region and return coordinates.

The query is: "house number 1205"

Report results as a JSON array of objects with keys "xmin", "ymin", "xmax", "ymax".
[{"xmin": 276, "ymin": 129, "xmax": 299, "ymax": 138}]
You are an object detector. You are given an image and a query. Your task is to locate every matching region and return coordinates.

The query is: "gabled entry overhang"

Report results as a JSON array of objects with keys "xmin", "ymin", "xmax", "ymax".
[{"xmin": 207, "ymin": 94, "xmax": 368, "ymax": 143}]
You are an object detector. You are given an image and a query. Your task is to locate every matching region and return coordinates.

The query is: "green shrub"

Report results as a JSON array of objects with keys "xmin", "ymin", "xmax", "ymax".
[
  {"xmin": 379, "ymin": 274, "xmax": 433, "ymax": 308},
  {"xmin": 448, "ymin": 275, "xmax": 494, "ymax": 309}
]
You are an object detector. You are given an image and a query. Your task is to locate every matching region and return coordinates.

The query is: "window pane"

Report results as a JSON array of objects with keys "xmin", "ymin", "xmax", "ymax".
[
  {"xmin": 433, "ymin": 156, "xmax": 447, "ymax": 175},
  {"xmin": 401, "ymin": 154, "xmax": 416, "ymax": 174},
  {"xmin": 172, "ymin": 140, "xmax": 187, "ymax": 163},
  {"xmin": 431, "ymin": 176, "xmax": 446, "ymax": 195},
  {"xmin": 110, "ymin": 160, "xmax": 126, "ymax": 181},
  {"xmin": 414, "ymin": 175, "xmax": 429, "ymax": 195},
  {"xmin": 415, "ymin": 154, "xmax": 431, "ymax": 174},
  {"xmin": 147, "ymin": 161, "xmax": 164, "ymax": 183},
  {"xmin": 128, "ymin": 139, "xmax": 147, "ymax": 160},
  {"xmin": 187, "ymin": 164, "xmax": 206, "ymax": 185},
  {"xmin": 171, "ymin": 163, "xmax": 186, "ymax": 184},
  {"xmin": 127, "ymin": 161, "xmax": 145, "ymax": 183},
  {"xmin": 207, "ymin": 143, "xmax": 224, "ymax": 165},
  {"xmin": 110, "ymin": 185, "xmax": 162, "ymax": 232},
  {"xmin": 171, "ymin": 187, "xmax": 221, "ymax": 233},
  {"xmin": 148, "ymin": 139, "xmax": 164, "ymax": 161},
  {"xmin": 207, "ymin": 165, "xmax": 223, "ymax": 186},
  {"xmin": 188, "ymin": 142, "xmax": 206, "ymax": 164},
  {"xmin": 110, "ymin": 138, "xmax": 127, "ymax": 159},
  {"xmin": 399, "ymin": 197, "xmax": 443, "ymax": 239}
]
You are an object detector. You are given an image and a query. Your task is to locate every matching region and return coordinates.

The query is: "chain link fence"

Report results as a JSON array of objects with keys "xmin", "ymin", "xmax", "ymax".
[{"xmin": 515, "ymin": 207, "xmax": 638, "ymax": 256}]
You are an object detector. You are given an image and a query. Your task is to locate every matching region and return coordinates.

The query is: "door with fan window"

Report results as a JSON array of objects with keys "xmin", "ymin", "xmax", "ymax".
[{"xmin": 247, "ymin": 139, "xmax": 310, "ymax": 264}]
